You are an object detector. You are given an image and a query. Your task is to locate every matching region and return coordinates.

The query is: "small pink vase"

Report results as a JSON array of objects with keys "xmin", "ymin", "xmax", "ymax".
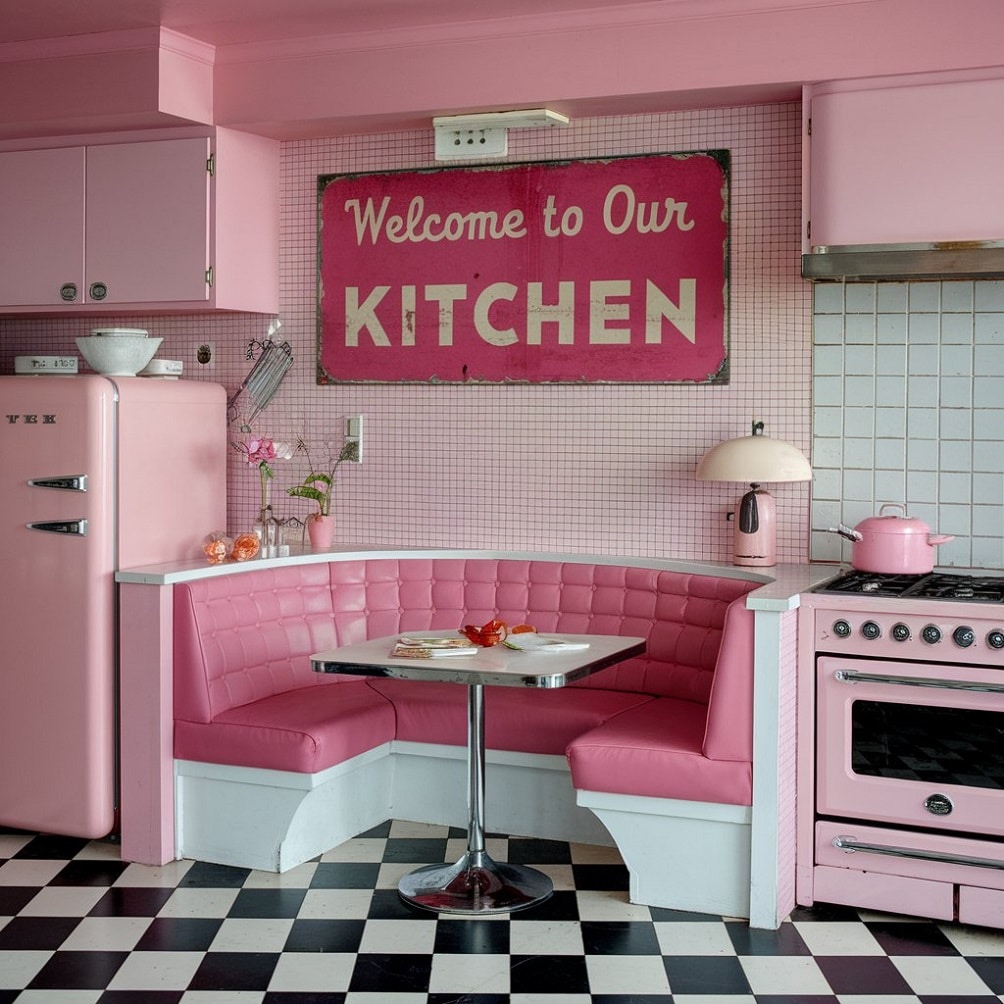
[{"xmin": 306, "ymin": 513, "xmax": 335, "ymax": 550}]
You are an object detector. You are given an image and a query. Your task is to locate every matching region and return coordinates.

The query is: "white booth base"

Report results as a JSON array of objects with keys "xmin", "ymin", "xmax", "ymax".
[
  {"xmin": 576, "ymin": 788, "xmax": 753, "ymax": 919},
  {"xmin": 175, "ymin": 743, "xmax": 752, "ymax": 919}
]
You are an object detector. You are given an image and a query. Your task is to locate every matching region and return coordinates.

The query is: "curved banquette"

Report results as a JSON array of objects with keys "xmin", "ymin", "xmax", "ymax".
[{"xmin": 164, "ymin": 552, "xmax": 766, "ymax": 919}]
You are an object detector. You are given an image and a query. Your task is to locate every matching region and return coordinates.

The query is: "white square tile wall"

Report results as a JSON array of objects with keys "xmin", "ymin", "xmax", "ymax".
[{"xmin": 811, "ymin": 280, "xmax": 1004, "ymax": 569}]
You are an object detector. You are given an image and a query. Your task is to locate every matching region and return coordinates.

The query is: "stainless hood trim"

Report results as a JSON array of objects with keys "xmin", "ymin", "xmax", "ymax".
[{"xmin": 802, "ymin": 241, "xmax": 1004, "ymax": 281}]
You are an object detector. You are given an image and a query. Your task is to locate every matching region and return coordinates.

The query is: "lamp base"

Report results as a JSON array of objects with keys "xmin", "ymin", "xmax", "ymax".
[{"xmin": 732, "ymin": 485, "xmax": 777, "ymax": 567}]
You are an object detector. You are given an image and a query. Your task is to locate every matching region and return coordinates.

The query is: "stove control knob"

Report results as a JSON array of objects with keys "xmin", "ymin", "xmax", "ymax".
[
  {"xmin": 832, "ymin": 619, "xmax": 852, "ymax": 638},
  {"xmin": 987, "ymin": 630, "xmax": 1004, "ymax": 650},
  {"xmin": 924, "ymin": 793, "xmax": 953, "ymax": 816},
  {"xmin": 891, "ymin": 622, "xmax": 911, "ymax": 642},
  {"xmin": 921, "ymin": 624, "xmax": 942, "ymax": 645},
  {"xmin": 860, "ymin": 620, "xmax": 881, "ymax": 640},
  {"xmin": 953, "ymin": 625, "xmax": 976, "ymax": 648}
]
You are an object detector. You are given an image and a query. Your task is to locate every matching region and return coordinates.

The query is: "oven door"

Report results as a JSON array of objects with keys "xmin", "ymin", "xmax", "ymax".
[{"xmin": 817, "ymin": 656, "xmax": 1004, "ymax": 837}]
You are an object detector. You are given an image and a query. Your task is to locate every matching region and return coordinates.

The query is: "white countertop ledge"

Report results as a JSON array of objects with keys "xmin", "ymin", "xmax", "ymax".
[{"xmin": 115, "ymin": 545, "xmax": 841, "ymax": 608}]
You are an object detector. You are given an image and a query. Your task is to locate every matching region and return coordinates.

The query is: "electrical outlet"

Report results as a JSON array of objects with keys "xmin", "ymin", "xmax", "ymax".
[
  {"xmin": 196, "ymin": 343, "xmax": 215, "ymax": 367},
  {"xmin": 345, "ymin": 414, "xmax": 363, "ymax": 463}
]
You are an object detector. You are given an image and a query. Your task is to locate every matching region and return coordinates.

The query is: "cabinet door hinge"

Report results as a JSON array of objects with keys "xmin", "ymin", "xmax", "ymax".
[
  {"xmin": 807, "ymin": 116, "xmax": 812, "ymax": 136},
  {"xmin": 207, "ymin": 153, "xmax": 215, "ymax": 176},
  {"xmin": 205, "ymin": 266, "xmax": 215, "ymax": 287}
]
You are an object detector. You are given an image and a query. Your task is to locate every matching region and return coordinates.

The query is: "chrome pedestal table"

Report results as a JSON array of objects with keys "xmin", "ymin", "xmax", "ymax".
[{"xmin": 311, "ymin": 631, "xmax": 645, "ymax": 914}]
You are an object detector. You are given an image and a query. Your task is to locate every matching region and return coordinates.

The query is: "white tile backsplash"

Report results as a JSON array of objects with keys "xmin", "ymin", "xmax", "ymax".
[{"xmin": 812, "ymin": 279, "xmax": 1004, "ymax": 569}]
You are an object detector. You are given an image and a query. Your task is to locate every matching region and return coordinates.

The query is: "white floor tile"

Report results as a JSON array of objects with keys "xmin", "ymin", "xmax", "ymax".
[
  {"xmin": 794, "ymin": 919, "xmax": 885, "ymax": 955},
  {"xmin": 575, "ymin": 888, "xmax": 651, "ymax": 921},
  {"xmin": 267, "ymin": 950, "xmax": 356, "ymax": 991},
  {"xmin": 19, "ymin": 886, "xmax": 106, "ymax": 917},
  {"xmin": 739, "ymin": 954, "xmax": 833, "ymax": 995},
  {"xmin": 295, "ymin": 887, "xmax": 373, "ymax": 919},
  {"xmin": 585, "ymin": 953, "xmax": 672, "ymax": 994},
  {"xmin": 655, "ymin": 920, "xmax": 736, "ymax": 955},
  {"xmin": 0, "ymin": 950, "xmax": 51, "ymax": 988},
  {"xmin": 208, "ymin": 917, "xmax": 294, "ymax": 952},
  {"xmin": 157, "ymin": 888, "xmax": 240, "ymax": 918},
  {"xmin": 114, "ymin": 859, "xmax": 195, "ymax": 887},
  {"xmin": 320, "ymin": 837, "xmax": 387, "ymax": 862},
  {"xmin": 242, "ymin": 861, "xmax": 317, "ymax": 888},
  {"xmin": 510, "ymin": 918, "xmax": 584, "ymax": 955},
  {"xmin": 13, "ymin": 992, "xmax": 102, "ymax": 1003},
  {"xmin": 106, "ymin": 949, "xmax": 205, "ymax": 990},
  {"xmin": 939, "ymin": 922, "xmax": 1004, "ymax": 956},
  {"xmin": 357, "ymin": 917, "xmax": 437, "ymax": 953},
  {"xmin": 429, "ymin": 950, "xmax": 510, "ymax": 993},
  {"xmin": 891, "ymin": 954, "xmax": 994, "ymax": 995},
  {"xmin": 0, "ymin": 859, "xmax": 65, "ymax": 886},
  {"xmin": 58, "ymin": 915, "xmax": 150, "ymax": 951}
]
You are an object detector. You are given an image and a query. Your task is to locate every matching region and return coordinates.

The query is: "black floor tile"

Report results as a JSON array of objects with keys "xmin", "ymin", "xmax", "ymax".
[
  {"xmin": 283, "ymin": 918, "xmax": 366, "ymax": 953},
  {"xmin": 726, "ymin": 917, "xmax": 813, "ymax": 955},
  {"xmin": 815, "ymin": 953, "xmax": 916, "ymax": 994},
  {"xmin": 509, "ymin": 952, "xmax": 590, "ymax": 993},
  {"xmin": 381, "ymin": 836, "xmax": 451, "ymax": 862},
  {"xmin": 0, "ymin": 914, "xmax": 80, "ymax": 949},
  {"xmin": 865, "ymin": 917, "xmax": 961, "ymax": 954},
  {"xmin": 571, "ymin": 861, "xmax": 630, "ymax": 890},
  {"xmin": 89, "ymin": 884, "xmax": 176, "ymax": 916},
  {"xmin": 50, "ymin": 857, "xmax": 130, "ymax": 886},
  {"xmin": 227, "ymin": 886, "xmax": 307, "ymax": 918},
  {"xmin": 968, "ymin": 955, "xmax": 1004, "ymax": 993},
  {"xmin": 133, "ymin": 916, "xmax": 223, "ymax": 951},
  {"xmin": 435, "ymin": 917, "xmax": 510, "ymax": 953},
  {"xmin": 188, "ymin": 950, "xmax": 282, "ymax": 990},
  {"xmin": 349, "ymin": 952, "xmax": 433, "ymax": 992},
  {"xmin": 663, "ymin": 954, "xmax": 753, "ymax": 995},
  {"xmin": 581, "ymin": 919, "xmax": 663, "ymax": 955},
  {"xmin": 178, "ymin": 860, "xmax": 251, "ymax": 887},
  {"xmin": 309, "ymin": 860, "xmax": 381, "ymax": 888},
  {"xmin": 27, "ymin": 949, "xmax": 129, "ymax": 989}
]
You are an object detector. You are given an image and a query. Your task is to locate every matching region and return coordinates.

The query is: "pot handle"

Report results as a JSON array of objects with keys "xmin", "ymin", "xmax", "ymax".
[
  {"xmin": 928, "ymin": 534, "xmax": 954, "ymax": 546},
  {"xmin": 879, "ymin": 503, "xmax": 907, "ymax": 518}
]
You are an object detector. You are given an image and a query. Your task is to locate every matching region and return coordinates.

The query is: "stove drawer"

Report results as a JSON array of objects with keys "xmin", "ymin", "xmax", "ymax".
[
  {"xmin": 812, "ymin": 864, "xmax": 954, "ymax": 920},
  {"xmin": 817, "ymin": 821, "xmax": 1004, "ymax": 890},
  {"xmin": 959, "ymin": 885, "xmax": 1004, "ymax": 927}
]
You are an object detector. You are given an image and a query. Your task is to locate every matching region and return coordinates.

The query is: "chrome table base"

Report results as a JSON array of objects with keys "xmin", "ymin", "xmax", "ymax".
[{"xmin": 398, "ymin": 681, "xmax": 553, "ymax": 914}]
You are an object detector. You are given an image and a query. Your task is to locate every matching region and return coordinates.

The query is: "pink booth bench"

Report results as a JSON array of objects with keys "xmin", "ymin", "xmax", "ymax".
[{"xmin": 169, "ymin": 555, "xmax": 761, "ymax": 917}]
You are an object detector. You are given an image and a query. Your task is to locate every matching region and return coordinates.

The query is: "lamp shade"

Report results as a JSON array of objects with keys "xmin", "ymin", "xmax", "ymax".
[{"xmin": 696, "ymin": 431, "xmax": 812, "ymax": 484}]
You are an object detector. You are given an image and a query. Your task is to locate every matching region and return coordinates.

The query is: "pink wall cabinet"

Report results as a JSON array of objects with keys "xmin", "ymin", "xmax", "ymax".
[
  {"xmin": 804, "ymin": 70, "xmax": 1004, "ymax": 249},
  {"xmin": 0, "ymin": 128, "xmax": 279, "ymax": 314}
]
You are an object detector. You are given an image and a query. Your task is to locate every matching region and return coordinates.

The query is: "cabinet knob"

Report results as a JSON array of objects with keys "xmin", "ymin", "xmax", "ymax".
[
  {"xmin": 59, "ymin": 283, "xmax": 78, "ymax": 302},
  {"xmin": 89, "ymin": 281, "xmax": 108, "ymax": 301}
]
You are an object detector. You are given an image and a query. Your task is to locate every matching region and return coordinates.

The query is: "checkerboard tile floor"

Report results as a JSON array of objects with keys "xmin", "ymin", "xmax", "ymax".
[{"xmin": 3, "ymin": 820, "xmax": 1004, "ymax": 1002}]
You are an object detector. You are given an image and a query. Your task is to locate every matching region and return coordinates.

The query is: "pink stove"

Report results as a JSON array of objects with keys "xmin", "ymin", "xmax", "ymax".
[{"xmin": 798, "ymin": 569, "xmax": 1004, "ymax": 929}]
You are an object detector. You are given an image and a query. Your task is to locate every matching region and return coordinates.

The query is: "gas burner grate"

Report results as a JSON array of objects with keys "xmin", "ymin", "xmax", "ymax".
[{"xmin": 816, "ymin": 570, "xmax": 1004, "ymax": 602}]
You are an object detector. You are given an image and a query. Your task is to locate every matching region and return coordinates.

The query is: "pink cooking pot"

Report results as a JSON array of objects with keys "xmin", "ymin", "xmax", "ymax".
[{"xmin": 851, "ymin": 504, "xmax": 954, "ymax": 574}]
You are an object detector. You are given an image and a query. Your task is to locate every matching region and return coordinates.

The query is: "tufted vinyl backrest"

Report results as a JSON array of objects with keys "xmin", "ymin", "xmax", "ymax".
[
  {"xmin": 175, "ymin": 557, "xmax": 758, "ymax": 722},
  {"xmin": 174, "ymin": 564, "xmax": 342, "ymax": 723},
  {"xmin": 328, "ymin": 558, "xmax": 757, "ymax": 703}
]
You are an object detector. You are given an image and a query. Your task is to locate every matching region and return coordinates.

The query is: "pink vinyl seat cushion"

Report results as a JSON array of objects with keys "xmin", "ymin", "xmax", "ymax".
[
  {"xmin": 175, "ymin": 680, "xmax": 396, "ymax": 773},
  {"xmin": 565, "ymin": 698, "xmax": 751, "ymax": 805},
  {"xmin": 367, "ymin": 679, "xmax": 654, "ymax": 755}
]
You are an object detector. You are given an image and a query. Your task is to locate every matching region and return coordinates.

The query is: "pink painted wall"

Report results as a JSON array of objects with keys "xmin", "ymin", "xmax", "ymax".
[{"xmin": 0, "ymin": 102, "xmax": 811, "ymax": 566}]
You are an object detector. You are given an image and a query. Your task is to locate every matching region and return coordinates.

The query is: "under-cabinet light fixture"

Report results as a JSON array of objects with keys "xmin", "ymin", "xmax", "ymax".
[{"xmin": 433, "ymin": 108, "xmax": 570, "ymax": 161}]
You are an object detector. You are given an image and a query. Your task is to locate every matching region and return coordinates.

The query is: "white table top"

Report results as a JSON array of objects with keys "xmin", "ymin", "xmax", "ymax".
[{"xmin": 311, "ymin": 631, "xmax": 646, "ymax": 689}]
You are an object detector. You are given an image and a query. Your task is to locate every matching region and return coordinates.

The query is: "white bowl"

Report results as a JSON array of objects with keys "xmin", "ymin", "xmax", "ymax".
[
  {"xmin": 90, "ymin": 327, "xmax": 149, "ymax": 338},
  {"xmin": 76, "ymin": 335, "xmax": 163, "ymax": 376}
]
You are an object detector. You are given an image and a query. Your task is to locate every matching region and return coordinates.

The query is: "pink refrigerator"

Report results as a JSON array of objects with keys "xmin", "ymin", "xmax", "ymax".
[{"xmin": 0, "ymin": 374, "xmax": 226, "ymax": 839}]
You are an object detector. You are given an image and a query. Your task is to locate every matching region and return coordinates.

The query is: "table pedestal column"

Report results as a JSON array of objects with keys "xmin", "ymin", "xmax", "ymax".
[{"xmin": 397, "ymin": 683, "xmax": 554, "ymax": 914}]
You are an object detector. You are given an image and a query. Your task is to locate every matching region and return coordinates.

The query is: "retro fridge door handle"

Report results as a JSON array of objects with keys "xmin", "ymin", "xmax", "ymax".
[
  {"xmin": 27, "ymin": 474, "xmax": 88, "ymax": 492},
  {"xmin": 27, "ymin": 519, "xmax": 88, "ymax": 536}
]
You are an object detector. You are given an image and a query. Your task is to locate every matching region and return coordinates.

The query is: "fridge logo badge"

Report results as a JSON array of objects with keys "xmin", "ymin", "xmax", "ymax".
[{"xmin": 5, "ymin": 414, "xmax": 57, "ymax": 424}]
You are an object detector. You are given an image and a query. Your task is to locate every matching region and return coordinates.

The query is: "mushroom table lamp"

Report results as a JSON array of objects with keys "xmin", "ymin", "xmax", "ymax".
[{"xmin": 695, "ymin": 422, "xmax": 813, "ymax": 567}]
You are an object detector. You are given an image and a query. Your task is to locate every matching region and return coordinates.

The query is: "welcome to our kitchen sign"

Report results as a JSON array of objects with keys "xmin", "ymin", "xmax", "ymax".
[{"xmin": 317, "ymin": 151, "xmax": 729, "ymax": 384}]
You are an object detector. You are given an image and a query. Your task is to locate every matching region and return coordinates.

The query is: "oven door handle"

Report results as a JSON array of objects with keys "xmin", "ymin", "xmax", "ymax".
[
  {"xmin": 833, "ymin": 835, "xmax": 1004, "ymax": 871},
  {"xmin": 834, "ymin": 669, "xmax": 1004, "ymax": 694}
]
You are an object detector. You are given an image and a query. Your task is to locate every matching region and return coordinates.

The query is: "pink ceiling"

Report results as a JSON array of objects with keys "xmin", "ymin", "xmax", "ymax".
[{"xmin": 0, "ymin": 0, "xmax": 659, "ymax": 46}]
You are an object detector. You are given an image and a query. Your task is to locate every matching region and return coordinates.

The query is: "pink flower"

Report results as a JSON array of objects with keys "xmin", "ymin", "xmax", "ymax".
[{"xmin": 242, "ymin": 437, "xmax": 277, "ymax": 466}]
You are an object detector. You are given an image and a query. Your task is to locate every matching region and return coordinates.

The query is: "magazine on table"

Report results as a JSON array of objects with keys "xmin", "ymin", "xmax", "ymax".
[{"xmin": 391, "ymin": 636, "xmax": 479, "ymax": 659}]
